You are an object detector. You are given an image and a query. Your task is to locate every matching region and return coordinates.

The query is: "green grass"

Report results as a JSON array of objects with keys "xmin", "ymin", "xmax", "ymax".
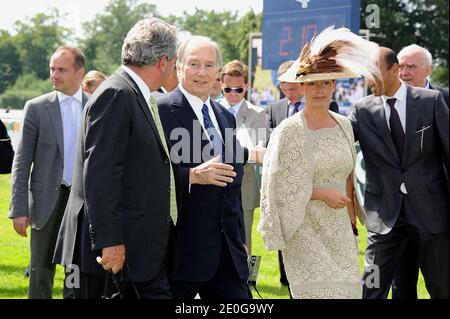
[{"xmin": 0, "ymin": 174, "xmax": 429, "ymax": 299}]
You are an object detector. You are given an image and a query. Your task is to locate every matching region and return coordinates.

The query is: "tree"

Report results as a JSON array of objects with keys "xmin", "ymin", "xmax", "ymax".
[
  {"xmin": 0, "ymin": 31, "xmax": 21, "ymax": 94},
  {"xmin": 80, "ymin": 0, "xmax": 159, "ymax": 75},
  {"xmin": 13, "ymin": 9, "xmax": 71, "ymax": 80},
  {"xmin": 361, "ymin": 0, "xmax": 448, "ymax": 86},
  {"xmin": 235, "ymin": 11, "xmax": 262, "ymax": 62},
  {"xmin": 169, "ymin": 9, "xmax": 241, "ymax": 64}
]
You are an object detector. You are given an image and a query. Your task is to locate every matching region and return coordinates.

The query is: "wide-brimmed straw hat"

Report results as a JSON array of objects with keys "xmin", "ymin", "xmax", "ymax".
[{"xmin": 278, "ymin": 26, "xmax": 380, "ymax": 83}]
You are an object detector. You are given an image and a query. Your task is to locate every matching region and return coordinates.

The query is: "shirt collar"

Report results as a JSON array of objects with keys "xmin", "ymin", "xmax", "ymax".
[
  {"xmin": 178, "ymin": 84, "xmax": 212, "ymax": 109},
  {"xmin": 382, "ymin": 82, "xmax": 407, "ymax": 104},
  {"xmin": 121, "ymin": 65, "xmax": 151, "ymax": 104},
  {"xmin": 57, "ymin": 87, "xmax": 83, "ymax": 104},
  {"xmin": 222, "ymin": 98, "xmax": 244, "ymax": 111}
]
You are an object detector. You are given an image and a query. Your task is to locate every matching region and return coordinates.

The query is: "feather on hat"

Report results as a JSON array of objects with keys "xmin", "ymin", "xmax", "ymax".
[{"xmin": 278, "ymin": 26, "xmax": 381, "ymax": 83}]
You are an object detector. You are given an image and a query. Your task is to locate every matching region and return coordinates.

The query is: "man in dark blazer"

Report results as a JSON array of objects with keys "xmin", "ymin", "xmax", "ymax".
[
  {"xmin": 9, "ymin": 46, "xmax": 88, "ymax": 299},
  {"xmin": 392, "ymin": 44, "xmax": 449, "ymax": 299},
  {"xmin": 53, "ymin": 18, "xmax": 180, "ymax": 299},
  {"xmin": 157, "ymin": 36, "xmax": 263, "ymax": 299},
  {"xmin": 349, "ymin": 47, "xmax": 449, "ymax": 299},
  {"xmin": 0, "ymin": 119, "xmax": 13, "ymax": 174}
]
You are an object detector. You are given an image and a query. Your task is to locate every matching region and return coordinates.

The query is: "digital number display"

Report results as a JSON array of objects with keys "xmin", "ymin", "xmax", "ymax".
[{"xmin": 262, "ymin": 0, "xmax": 361, "ymax": 70}]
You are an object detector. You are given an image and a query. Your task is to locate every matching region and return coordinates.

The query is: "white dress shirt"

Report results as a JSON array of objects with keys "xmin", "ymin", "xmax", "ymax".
[
  {"xmin": 382, "ymin": 82, "xmax": 408, "ymax": 133},
  {"xmin": 121, "ymin": 65, "xmax": 155, "ymax": 118},
  {"xmin": 178, "ymin": 84, "xmax": 223, "ymax": 142},
  {"xmin": 58, "ymin": 88, "xmax": 83, "ymax": 186},
  {"xmin": 222, "ymin": 99, "xmax": 244, "ymax": 118},
  {"xmin": 381, "ymin": 82, "xmax": 408, "ymax": 194}
]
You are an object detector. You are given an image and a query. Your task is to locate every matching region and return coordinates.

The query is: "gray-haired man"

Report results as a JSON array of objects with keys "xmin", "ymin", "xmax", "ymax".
[{"xmin": 53, "ymin": 17, "xmax": 181, "ymax": 299}]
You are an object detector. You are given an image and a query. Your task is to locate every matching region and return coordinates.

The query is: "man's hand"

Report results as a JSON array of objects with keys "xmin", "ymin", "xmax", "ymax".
[
  {"xmin": 250, "ymin": 142, "xmax": 267, "ymax": 164},
  {"xmin": 13, "ymin": 217, "xmax": 30, "ymax": 237},
  {"xmin": 189, "ymin": 156, "xmax": 236, "ymax": 187},
  {"xmin": 96, "ymin": 245, "xmax": 126, "ymax": 274}
]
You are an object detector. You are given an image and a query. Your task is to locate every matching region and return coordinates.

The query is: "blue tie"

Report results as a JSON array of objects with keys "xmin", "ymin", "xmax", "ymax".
[
  {"xmin": 292, "ymin": 101, "xmax": 302, "ymax": 115},
  {"xmin": 201, "ymin": 104, "xmax": 224, "ymax": 161}
]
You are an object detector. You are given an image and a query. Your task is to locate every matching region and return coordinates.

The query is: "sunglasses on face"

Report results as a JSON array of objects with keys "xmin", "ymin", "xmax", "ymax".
[{"xmin": 224, "ymin": 87, "xmax": 244, "ymax": 93}]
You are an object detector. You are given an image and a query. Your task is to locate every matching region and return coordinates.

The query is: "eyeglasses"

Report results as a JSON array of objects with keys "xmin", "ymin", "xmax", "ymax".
[{"xmin": 224, "ymin": 87, "xmax": 244, "ymax": 94}]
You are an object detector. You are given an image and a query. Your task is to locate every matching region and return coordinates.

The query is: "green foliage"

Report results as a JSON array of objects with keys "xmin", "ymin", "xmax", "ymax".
[
  {"xmin": 12, "ymin": 9, "xmax": 71, "ymax": 80},
  {"xmin": 0, "ymin": 31, "xmax": 22, "ymax": 95},
  {"xmin": 361, "ymin": 0, "xmax": 449, "ymax": 75},
  {"xmin": 80, "ymin": 0, "xmax": 159, "ymax": 74},
  {"xmin": 431, "ymin": 65, "xmax": 449, "ymax": 87},
  {"xmin": 0, "ymin": 74, "xmax": 52, "ymax": 109}
]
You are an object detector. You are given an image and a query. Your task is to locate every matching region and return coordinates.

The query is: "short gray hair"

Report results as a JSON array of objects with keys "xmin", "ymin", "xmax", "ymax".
[
  {"xmin": 176, "ymin": 36, "xmax": 223, "ymax": 70},
  {"xmin": 398, "ymin": 44, "xmax": 433, "ymax": 67},
  {"xmin": 121, "ymin": 18, "xmax": 177, "ymax": 67}
]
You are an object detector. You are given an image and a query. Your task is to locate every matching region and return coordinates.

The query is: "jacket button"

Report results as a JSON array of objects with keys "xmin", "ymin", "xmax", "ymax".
[
  {"xmin": 166, "ymin": 186, "xmax": 170, "ymax": 193},
  {"xmin": 164, "ymin": 159, "xmax": 169, "ymax": 165},
  {"xmin": 167, "ymin": 216, "xmax": 172, "ymax": 223}
]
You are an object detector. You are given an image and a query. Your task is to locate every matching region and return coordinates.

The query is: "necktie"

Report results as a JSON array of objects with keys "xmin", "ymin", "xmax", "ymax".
[
  {"xmin": 387, "ymin": 98, "xmax": 404, "ymax": 157},
  {"xmin": 228, "ymin": 107, "xmax": 236, "ymax": 118},
  {"xmin": 291, "ymin": 101, "xmax": 302, "ymax": 116},
  {"xmin": 149, "ymin": 96, "xmax": 178, "ymax": 225},
  {"xmin": 201, "ymin": 104, "xmax": 224, "ymax": 161},
  {"xmin": 62, "ymin": 97, "xmax": 77, "ymax": 185}
]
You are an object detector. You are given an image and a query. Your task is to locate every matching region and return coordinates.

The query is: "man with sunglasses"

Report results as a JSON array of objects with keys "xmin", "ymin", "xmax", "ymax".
[{"xmin": 218, "ymin": 60, "xmax": 266, "ymax": 257}]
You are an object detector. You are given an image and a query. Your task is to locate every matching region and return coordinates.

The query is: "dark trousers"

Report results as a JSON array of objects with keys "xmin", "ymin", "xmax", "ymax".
[
  {"xmin": 170, "ymin": 239, "xmax": 250, "ymax": 299},
  {"xmin": 28, "ymin": 186, "xmax": 70, "ymax": 299},
  {"xmin": 70, "ymin": 269, "xmax": 172, "ymax": 299},
  {"xmin": 362, "ymin": 198, "xmax": 449, "ymax": 299},
  {"xmin": 392, "ymin": 240, "xmax": 419, "ymax": 299},
  {"xmin": 67, "ymin": 210, "xmax": 171, "ymax": 299}
]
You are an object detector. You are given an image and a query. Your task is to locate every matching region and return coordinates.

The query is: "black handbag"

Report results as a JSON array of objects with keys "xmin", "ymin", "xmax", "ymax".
[{"xmin": 102, "ymin": 262, "xmax": 141, "ymax": 299}]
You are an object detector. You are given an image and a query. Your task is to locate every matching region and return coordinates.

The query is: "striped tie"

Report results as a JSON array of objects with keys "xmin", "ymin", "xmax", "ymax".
[{"xmin": 149, "ymin": 96, "xmax": 178, "ymax": 225}]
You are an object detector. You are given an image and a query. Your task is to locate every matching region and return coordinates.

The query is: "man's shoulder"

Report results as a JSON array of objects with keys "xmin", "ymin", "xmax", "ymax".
[
  {"xmin": 271, "ymin": 98, "xmax": 288, "ymax": 108},
  {"xmin": 353, "ymin": 94, "xmax": 376, "ymax": 108},
  {"xmin": 26, "ymin": 91, "xmax": 57, "ymax": 107},
  {"xmin": 155, "ymin": 87, "xmax": 183, "ymax": 107},
  {"xmin": 244, "ymin": 99, "xmax": 265, "ymax": 114}
]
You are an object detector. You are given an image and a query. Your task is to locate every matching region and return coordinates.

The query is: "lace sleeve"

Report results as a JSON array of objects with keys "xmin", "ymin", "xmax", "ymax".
[{"xmin": 257, "ymin": 118, "xmax": 314, "ymax": 250}]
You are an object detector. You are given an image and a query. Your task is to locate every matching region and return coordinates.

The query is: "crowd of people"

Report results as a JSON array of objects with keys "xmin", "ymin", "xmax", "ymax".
[{"xmin": 0, "ymin": 17, "xmax": 448, "ymax": 300}]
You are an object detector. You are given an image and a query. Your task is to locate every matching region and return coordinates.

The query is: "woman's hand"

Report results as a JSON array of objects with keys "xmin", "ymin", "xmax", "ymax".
[{"xmin": 311, "ymin": 188, "xmax": 352, "ymax": 209}]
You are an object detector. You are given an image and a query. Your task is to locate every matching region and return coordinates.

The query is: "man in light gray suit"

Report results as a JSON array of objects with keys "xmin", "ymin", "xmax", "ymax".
[
  {"xmin": 10, "ymin": 46, "xmax": 88, "ymax": 299},
  {"xmin": 349, "ymin": 47, "xmax": 449, "ymax": 299},
  {"xmin": 218, "ymin": 60, "xmax": 266, "ymax": 256}
]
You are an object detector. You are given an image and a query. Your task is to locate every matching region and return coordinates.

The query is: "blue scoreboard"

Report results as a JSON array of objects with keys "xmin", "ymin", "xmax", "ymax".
[{"xmin": 262, "ymin": 0, "xmax": 361, "ymax": 70}]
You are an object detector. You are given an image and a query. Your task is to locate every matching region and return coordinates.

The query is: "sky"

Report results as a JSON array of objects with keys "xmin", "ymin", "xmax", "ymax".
[{"xmin": 0, "ymin": 0, "xmax": 263, "ymax": 38}]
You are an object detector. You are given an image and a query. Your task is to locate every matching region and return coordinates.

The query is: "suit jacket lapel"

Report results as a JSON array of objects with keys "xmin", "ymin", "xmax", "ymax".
[
  {"xmin": 402, "ymin": 86, "xmax": 420, "ymax": 166},
  {"xmin": 81, "ymin": 92, "xmax": 89, "ymax": 108},
  {"xmin": 115, "ymin": 69, "xmax": 167, "ymax": 154},
  {"xmin": 170, "ymin": 88, "xmax": 211, "ymax": 161},
  {"xmin": 46, "ymin": 92, "xmax": 64, "ymax": 156},
  {"xmin": 370, "ymin": 96, "xmax": 401, "ymax": 160},
  {"xmin": 236, "ymin": 100, "xmax": 249, "ymax": 127},
  {"xmin": 280, "ymin": 99, "xmax": 289, "ymax": 122}
]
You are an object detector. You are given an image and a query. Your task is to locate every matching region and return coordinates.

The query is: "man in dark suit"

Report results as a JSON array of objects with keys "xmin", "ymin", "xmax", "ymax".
[
  {"xmin": 349, "ymin": 47, "xmax": 449, "ymax": 299},
  {"xmin": 0, "ymin": 119, "xmax": 13, "ymax": 174},
  {"xmin": 157, "ymin": 36, "xmax": 263, "ymax": 299},
  {"xmin": 392, "ymin": 44, "xmax": 449, "ymax": 299},
  {"xmin": 9, "ymin": 46, "xmax": 88, "ymax": 299},
  {"xmin": 398, "ymin": 44, "xmax": 449, "ymax": 106},
  {"xmin": 54, "ymin": 18, "xmax": 180, "ymax": 299}
]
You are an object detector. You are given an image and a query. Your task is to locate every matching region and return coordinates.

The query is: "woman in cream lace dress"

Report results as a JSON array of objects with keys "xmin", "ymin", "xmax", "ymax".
[{"xmin": 258, "ymin": 27, "xmax": 379, "ymax": 299}]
